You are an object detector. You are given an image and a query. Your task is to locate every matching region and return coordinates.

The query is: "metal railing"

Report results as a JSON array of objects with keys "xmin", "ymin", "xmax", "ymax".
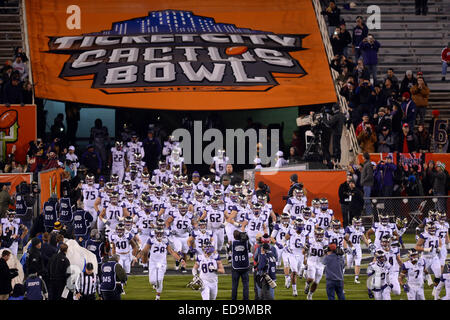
[
  {"xmin": 311, "ymin": 0, "xmax": 360, "ymax": 163},
  {"xmin": 363, "ymin": 195, "xmax": 449, "ymax": 230}
]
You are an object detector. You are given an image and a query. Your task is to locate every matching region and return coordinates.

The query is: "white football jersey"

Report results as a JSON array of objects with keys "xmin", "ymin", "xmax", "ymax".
[
  {"xmin": 147, "ymin": 237, "xmax": 170, "ymax": 264},
  {"xmin": 401, "ymin": 259, "xmax": 426, "ymax": 286},
  {"xmin": 197, "ymin": 252, "xmax": 221, "ymax": 282},
  {"xmin": 111, "ymin": 147, "xmax": 126, "ymax": 168},
  {"xmin": 82, "ymin": 185, "xmax": 101, "ymax": 209}
]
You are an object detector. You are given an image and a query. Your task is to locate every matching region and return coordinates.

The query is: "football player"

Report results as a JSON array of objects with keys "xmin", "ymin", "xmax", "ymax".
[
  {"xmin": 81, "ymin": 173, "xmax": 101, "ymax": 226},
  {"xmin": 188, "ymin": 219, "xmax": 214, "ymax": 259},
  {"xmin": 0, "ymin": 210, "xmax": 28, "ymax": 256},
  {"xmin": 399, "ymin": 249, "xmax": 426, "ymax": 300},
  {"xmin": 210, "ymin": 149, "xmax": 229, "ymax": 181},
  {"xmin": 310, "ymin": 198, "xmax": 321, "ymax": 216},
  {"xmin": 344, "ymin": 217, "xmax": 372, "ymax": 283},
  {"xmin": 365, "ymin": 214, "xmax": 399, "ymax": 249},
  {"xmin": 367, "ymin": 250, "xmax": 392, "ymax": 300},
  {"xmin": 126, "ymin": 133, "xmax": 145, "ymax": 163},
  {"xmin": 283, "ymin": 188, "xmax": 307, "ymax": 221},
  {"xmin": 137, "ymin": 227, "xmax": 181, "ymax": 300},
  {"xmin": 167, "ymin": 147, "xmax": 186, "ymax": 175},
  {"xmin": 378, "ymin": 234, "xmax": 403, "ymax": 297},
  {"xmin": 110, "ymin": 223, "xmax": 138, "ymax": 274},
  {"xmin": 192, "ymin": 241, "xmax": 225, "ymax": 300},
  {"xmin": 165, "ymin": 200, "xmax": 195, "ymax": 273},
  {"xmin": 245, "ymin": 203, "xmax": 268, "ymax": 249},
  {"xmin": 271, "ymin": 212, "xmax": 292, "ymax": 273},
  {"xmin": 285, "ymin": 217, "xmax": 307, "ymax": 295},
  {"xmin": 301, "ymin": 207, "xmax": 317, "ymax": 239},
  {"xmin": 152, "ymin": 160, "xmax": 171, "ymax": 186},
  {"xmin": 303, "ymin": 227, "xmax": 328, "ymax": 300},
  {"xmin": 201, "ymin": 196, "xmax": 229, "ymax": 252},
  {"xmin": 135, "ymin": 199, "xmax": 158, "ymax": 250},
  {"xmin": 98, "ymin": 191, "xmax": 130, "ymax": 235},
  {"xmin": 315, "ymin": 198, "xmax": 334, "ymax": 230},
  {"xmin": 415, "ymin": 222, "xmax": 442, "ymax": 293},
  {"xmin": 433, "ymin": 212, "xmax": 450, "ymax": 299},
  {"xmin": 110, "ymin": 141, "xmax": 126, "ymax": 183}
]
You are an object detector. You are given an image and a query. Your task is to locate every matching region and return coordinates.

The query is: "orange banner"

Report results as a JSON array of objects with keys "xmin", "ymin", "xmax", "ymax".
[
  {"xmin": 25, "ymin": 0, "xmax": 336, "ymax": 110},
  {"xmin": 39, "ymin": 168, "xmax": 64, "ymax": 208},
  {"xmin": 0, "ymin": 173, "xmax": 33, "ymax": 198},
  {"xmin": 425, "ymin": 153, "xmax": 450, "ymax": 170},
  {"xmin": 255, "ymin": 170, "xmax": 347, "ymax": 221},
  {"xmin": 0, "ymin": 105, "xmax": 36, "ymax": 163}
]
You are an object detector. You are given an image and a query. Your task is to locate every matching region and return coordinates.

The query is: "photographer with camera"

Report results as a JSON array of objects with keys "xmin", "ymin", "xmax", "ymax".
[
  {"xmin": 359, "ymin": 34, "xmax": 381, "ymax": 85},
  {"xmin": 357, "ymin": 119, "xmax": 377, "ymax": 153},
  {"xmin": 324, "ymin": 103, "xmax": 346, "ymax": 165},
  {"xmin": 231, "ymin": 230, "xmax": 250, "ymax": 300},
  {"xmin": 323, "ymin": 243, "xmax": 346, "ymax": 300},
  {"xmin": 256, "ymin": 243, "xmax": 277, "ymax": 300}
]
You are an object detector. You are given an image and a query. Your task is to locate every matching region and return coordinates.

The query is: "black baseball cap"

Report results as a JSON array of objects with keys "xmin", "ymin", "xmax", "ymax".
[
  {"xmin": 86, "ymin": 263, "xmax": 94, "ymax": 271},
  {"xmin": 290, "ymin": 174, "xmax": 298, "ymax": 182}
]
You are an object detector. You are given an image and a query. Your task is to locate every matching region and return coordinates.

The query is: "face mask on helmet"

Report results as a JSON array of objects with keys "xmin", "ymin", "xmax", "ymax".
[
  {"xmin": 195, "ymin": 191, "xmax": 204, "ymax": 202},
  {"xmin": 144, "ymin": 201, "xmax": 153, "ymax": 213},
  {"xmin": 7, "ymin": 211, "xmax": 15, "ymax": 222},
  {"xmin": 312, "ymin": 199, "xmax": 320, "ymax": 208},
  {"xmin": 230, "ymin": 192, "xmax": 238, "ymax": 202},
  {"xmin": 379, "ymin": 215, "xmax": 389, "ymax": 226},
  {"xmin": 320, "ymin": 199, "xmax": 328, "ymax": 211},
  {"xmin": 315, "ymin": 229, "xmax": 324, "ymax": 241},
  {"xmin": 295, "ymin": 219, "xmax": 304, "ymax": 232},
  {"xmin": 172, "ymin": 150, "xmax": 180, "ymax": 160},
  {"xmin": 258, "ymin": 195, "xmax": 267, "ymax": 205},
  {"xmin": 124, "ymin": 217, "xmax": 133, "ymax": 230},
  {"xmin": 115, "ymin": 141, "xmax": 123, "ymax": 150},
  {"xmin": 239, "ymin": 195, "xmax": 247, "ymax": 207},
  {"xmin": 199, "ymin": 220, "xmax": 207, "ymax": 233},
  {"xmin": 281, "ymin": 214, "xmax": 290, "ymax": 226},
  {"xmin": 184, "ymin": 182, "xmax": 193, "ymax": 192},
  {"xmin": 156, "ymin": 230, "xmax": 164, "ymax": 241},
  {"xmin": 126, "ymin": 191, "xmax": 134, "ymax": 201},
  {"xmin": 111, "ymin": 174, "xmax": 119, "ymax": 185},
  {"xmin": 155, "ymin": 187, "xmax": 163, "ymax": 197},
  {"xmin": 212, "ymin": 182, "xmax": 221, "ymax": 190},
  {"xmin": 202, "ymin": 177, "xmax": 210, "ymax": 186},
  {"xmin": 352, "ymin": 218, "xmax": 362, "ymax": 229},
  {"xmin": 302, "ymin": 208, "xmax": 312, "ymax": 220},
  {"xmin": 159, "ymin": 161, "xmax": 167, "ymax": 171},
  {"xmin": 376, "ymin": 251, "xmax": 386, "ymax": 265},
  {"xmin": 427, "ymin": 225, "xmax": 436, "ymax": 235},
  {"xmin": 210, "ymin": 198, "xmax": 220, "ymax": 209},
  {"xmin": 293, "ymin": 189, "xmax": 303, "ymax": 200},
  {"xmin": 217, "ymin": 149, "xmax": 225, "ymax": 159},
  {"xmin": 409, "ymin": 250, "xmax": 419, "ymax": 263},
  {"xmin": 176, "ymin": 183, "xmax": 184, "ymax": 195},
  {"xmin": 156, "ymin": 219, "xmax": 165, "ymax": 229},
  {"xmin": 332, "ymin": 220, "xmax": 341, "ymax": 231},
  {"xmin": 110, "ymin": 193, "xmax": 119, "ymax": 205},
  {"xmin": 178, "ymin": 202, "xmax": 188, "ymax": 215},
  {"xmin": 116, "ymin": 225, "xmax": 125, "ymax": 237},
  {"xmin": 253, "ymin": 204, "xmax": 262, "ymax": 216},
  {"xmin": 86, "ymin": 175, "xmax": 94, "ymax": 185}
]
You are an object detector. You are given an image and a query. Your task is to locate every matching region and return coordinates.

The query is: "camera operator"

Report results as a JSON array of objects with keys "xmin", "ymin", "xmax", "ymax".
[
  {"xmin": 324, "ymin": 103, "xmax": 346, "ymax": 165},
  {"xmin": 323, "ymin": 243, "xmax": 346, "ymax": 300},
  {"xmin": 357, "ymin": 120, "xmax": 377, "ymax": 153},
  {"xmin": 255, "ymin": 181, "xmax": 270, "ymax": 202},
  {"xmin": 256, "ymin": 243, "xmax": 277, "ymax": 300},
  {"xmin": 231, "ymin": 230, "xmax": 250, "ymax": 300}
]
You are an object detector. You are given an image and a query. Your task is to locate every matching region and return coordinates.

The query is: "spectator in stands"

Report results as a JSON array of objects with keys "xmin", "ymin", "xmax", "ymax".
[
  {"xmin": 360, "ymin": 152, "xmax": 374, "ymax": 215},
  {"xmin": 340, "ymin": 80, "xmax": 358, "ymax": 126},
  {"xmin": 400, "ymin": 92, "xmax": 417, "ymax": 129},
  {"xmin": 0, "ymin": 183, "xmax": 13, "ymax": 219},
  {"xmin": 81, "ymin": 144, "xmax": 102, "ymax": 176},
  {"xmin": 390, "ymin": 103, "xmax": 403, "ymax": 134},
  {"xmin": 376, "ymin": 155, "xmax": 397, "ymax": 197},
  {"xmin": 404, "ymin": 174, "xmax": 424, "ymax": 197},
  {"xmin": 288, "ymin": 147, "xmax": 301, "ymax": 165},
  {"xmin": 338, "ymin": 21, "xmax": 352, "ymax": 58},
  {"xmin": 377, "ymin": 126, "xmax": 396, "ymax": 153},
  {"xmin": 22, "ymin": 80, "xmax": 33, "ymax": 104},
  {"xmin": 415, "ymin": 0, "xmax": 428, "ymax": 15},
  {"xmin": 321, "ymin": 0, "xmax": 341, "ymax": 37},
  {"xmin": 396, "ymin": 123, "xmax": 418, "ymax": 153},
  {"xmin": 415, "ymin": 123, "xmax": 430, "ymax": 153},
  {"xmin": 353, "ymin": 58, "xmax": 370, "ymax": 85},
  {"xmin": 355, "ymin": 114, "xmax": 375, "ymax": 137},
  {"xmin": 410, "ymin": 77, "xmax": 429, "ymax": 125},
  {"xmin": 421, "ymin": 160, "xmax": 435, "ymax": 195},
  {"xmin": 357, "ymin": 123, "xmax": 376, "ymax": 153},
  {"xmin": 359, "ymin": 34, "xmax": 380, "ymax": 85},
  {"xmin": 352, "ymin": 16, "xmax": 368, "ymax": 61},
  {"xmin": 330, "ymin": 27, "xmax": 346, "ymax": 56},
  {"xmin": 383, "ymin": 68, "xmax": 399, "ymax": 91},
  {"xmin": 373, "ymin": 107, "xmax": 392, "ymax": 134},
  {"xmin": 400, "ymin": 70, "xmax": 417, "ymax": 95},
  {"xmin": 355, "ymin": 78, "xmax": 375, "ymax": 121},
  {"xmin": 12, "ymin": 54, "xmax": 28, "ymax": 81},
  {"xmin": 442, "ymin": 42, "xmax": 450, "ymax": 81},
  {"xmin": 379, "ymin": 78, "xmax": 398, "ymax": 108},
  {"xmin": 143, "ymin": 128, "xmax": 161, "ymax": 173},
  {"xmin": 2, "ymin": 74, "xmax": 23, "ymax": 105},
  {"xmin": 90, "ymin": 119, "xmax": 109, "ymax": 168},
  {"xmin": 290, "ymin": 130, "xmax": 304, "ymax": 159}
]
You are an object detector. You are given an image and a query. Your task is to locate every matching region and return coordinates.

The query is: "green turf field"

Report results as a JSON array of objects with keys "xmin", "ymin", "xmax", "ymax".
[
  {"xmin": 121, "ymin": 233, "xmax": 442, "ymax": 300},
  {"xmin": 121, "ymin": 274, "xmax": 438, "ymax": 300}
]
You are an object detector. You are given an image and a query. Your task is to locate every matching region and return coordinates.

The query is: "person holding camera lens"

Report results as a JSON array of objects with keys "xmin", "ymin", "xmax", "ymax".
[
  {"xmin": 231, "ymin": 230, "xmax": 250, "ymax": 300},
  {"xmin": 256, "ymin": 243, "xmax": 277, "ymax": 300}
]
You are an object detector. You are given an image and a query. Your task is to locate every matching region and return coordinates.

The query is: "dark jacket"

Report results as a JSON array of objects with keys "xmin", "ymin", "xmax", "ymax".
[
  {"xmin": 143, "ymin": 137, "xmax": 162, "ymax": 171},
  {"xmin": 431, "ymin": 171, "xmax": 447, "ymax": 195},
  {"xmin": 377, "ymin": 132, "xmax": 396, "ymax": 153},
  {"xmin": 376, "ymin": 162, "xmax": 397, "ymax": 187},
  {"xmin": 48, "ymin": 251, "xmax": 70, "ymax": 282},
  {"xmin": 349, "ymin": 187, "xmax": 364, "ymax": 216},
  {"xmin": 360, "ymin": 160, "xmax": 374, "ymax": 187},
  {"xmin": 338, "ymin": 181, "xmax": 352, "ymax": 204},
  {"xmin": 321, "ymin": 7, "xmax": 341, "ymax": 27},
  {"xmin": 400, "ymin": 76, "xmax": 417, "ymax": 95},
  {"xmin": 352, "ymin": 24, "xmax": 369, "ymax": 47},
  {"xmin": 325, "ymin": 112, "xmax": 346, "ymax": 135},
  {"xmin": 0, "ymin": 257, "xmax": 18, "ymax": 294},
  {"xmin": 41, "ymin": 243, "xmax": 58, "ymax": 272},
  {"xmin": 396, "ymin": 132, "xmax": 418, "ymax": 153},
  {"xmin": 360, "ymin": 40, "xmax": 381, "ymax": 65},
  {"xmin": 2, "ymin": 80, "xmax": 23, "ymax": 104},
  {"xmin": 26, "ymin": 246, "xmax": 45, "ymax": 277},
  {"xmin": 0, "ymin": 190, "xmax": 14, "ymax": 219},
  {"xmin": 81, "ymin": 150, "xmax": 102, "ymax": 173}
]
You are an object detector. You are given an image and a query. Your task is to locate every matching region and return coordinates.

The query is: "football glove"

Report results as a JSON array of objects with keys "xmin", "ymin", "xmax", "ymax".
[
  {"xmin": 276, "ymin": 242, "xmax": 283, "ymax": 250},
  {"xmin": 352, "ymin": 248, "xmax": 357, "ymax": 256},
  {"xmin": 403, "ymin": 284, "xmax": 410, "ymax": 293},
  {"xmin": 344, "ymin": 248, "xmax": 350, "ymax": 254},
  {"xmin": 368, "ymin": 243, "xmax": 375, "ymax": 252},
  {"xmin": 368, "ymin": 289, "xmax": 374, "ymax": 299}
]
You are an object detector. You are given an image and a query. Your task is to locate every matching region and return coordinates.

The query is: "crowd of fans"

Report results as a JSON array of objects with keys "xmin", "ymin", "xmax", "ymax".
[{"xmin": 0, "ymin": 47, "xmax": 32, "ymax": 105}]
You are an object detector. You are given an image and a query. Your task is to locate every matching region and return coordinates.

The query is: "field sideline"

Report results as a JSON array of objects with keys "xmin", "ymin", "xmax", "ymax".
[{"xmin": 121, "ymin": 274, "xmax": 439, "ymax": 300}]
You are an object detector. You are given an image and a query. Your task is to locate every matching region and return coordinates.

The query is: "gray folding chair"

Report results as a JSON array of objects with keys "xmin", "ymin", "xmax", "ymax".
[{"xmin": 406, "ymin": 199, "xmax": 427, "ymax": 230}]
